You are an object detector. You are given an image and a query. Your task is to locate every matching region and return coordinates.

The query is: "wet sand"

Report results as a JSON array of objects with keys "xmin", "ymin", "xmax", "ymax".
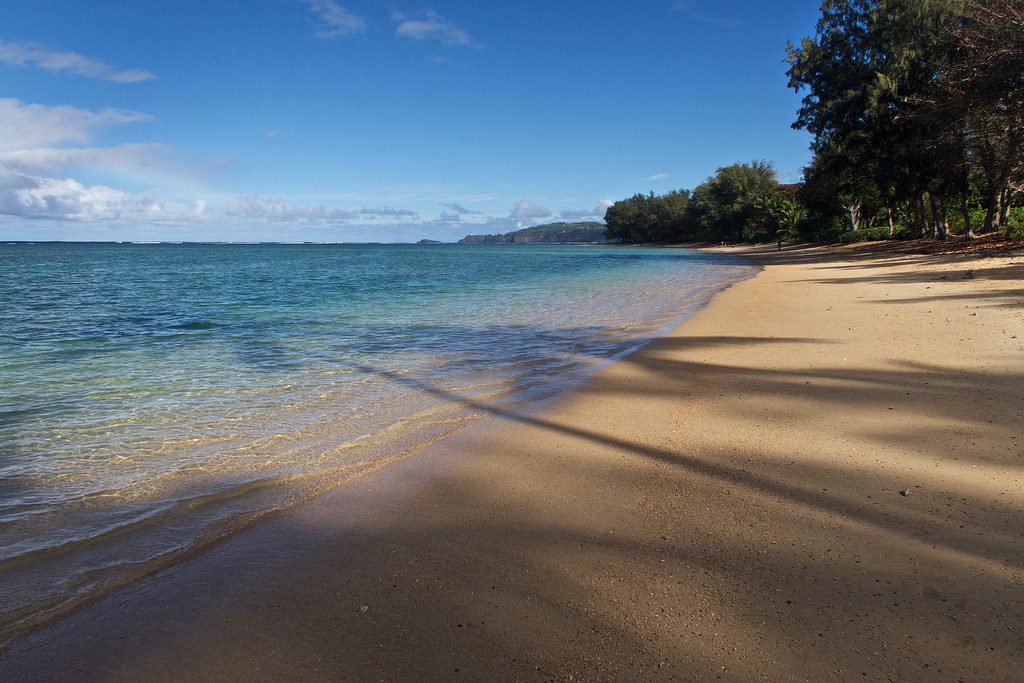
[{"xmin": 2, "ymin": 243, "xmax": 1022, "ymax": 681}]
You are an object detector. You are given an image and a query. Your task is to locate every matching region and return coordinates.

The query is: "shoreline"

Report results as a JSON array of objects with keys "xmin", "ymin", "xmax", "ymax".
[
  {"xmin": 2, "ymin": 244, "xmax": 1022, "ymax": 680},
  {"xmin": 0, "ymin": 247, "xmax": 756, "ymax": 646}
]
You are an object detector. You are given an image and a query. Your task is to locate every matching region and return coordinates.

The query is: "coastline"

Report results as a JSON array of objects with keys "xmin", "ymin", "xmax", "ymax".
[
  {"xmin": 0, "ymin": 245, "xmax": 753, "ymax": 647},
  {"xmin": 2, "ymin": 244, "xmax": 1022, "ymax": 680}
]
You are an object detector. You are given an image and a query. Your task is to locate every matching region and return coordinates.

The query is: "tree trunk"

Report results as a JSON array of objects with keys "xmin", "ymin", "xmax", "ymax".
[
  {"xmin": 960, "ymin": 169, "xmax": 975, "ymax": 239},
  {"xmin": 888, "ymin": 208, "xmax": 895, "ymax": 237},
  {"xmin": 961, "ymin": 196, "xmax": 974, "ymax": 240},
  {"xmin": 984, "ymin": 187, "xmax": 999, "ymax": 231},
  {"xmin": 999, "ymin": 187, "xmax": 1010, "ymax": 227},
  {"xmin": 930, "ymin": 195, "xmax": 948, "ymax": 240},
  {"xmin": 846, "ymin": 202, "xmax": 862, "ymax": 232},
  {"xmin": 918, "ymin": 193, "xmax": 930, "ymax": 238}
]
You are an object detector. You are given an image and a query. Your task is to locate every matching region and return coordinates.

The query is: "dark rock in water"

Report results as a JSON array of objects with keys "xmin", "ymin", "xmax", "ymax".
[{"xmin": 962, "ymin": 271, "xmax": 975, "ymax": 280}]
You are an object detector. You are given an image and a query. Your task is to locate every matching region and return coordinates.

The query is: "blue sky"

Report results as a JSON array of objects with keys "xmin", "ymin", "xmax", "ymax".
[{"xmin": 0, "ymin": 0, "xmax": 820, "ymax": 242}]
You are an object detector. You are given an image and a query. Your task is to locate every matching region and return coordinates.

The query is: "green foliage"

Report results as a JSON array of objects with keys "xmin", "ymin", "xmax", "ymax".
[
  {"xmin": 602, "ymin": 163, "xmax": 784, "ymax": 244},
  {"xmin": 835, "ymin": 227, "xmax": 896, "ymax": 243},
  {"xmin": 798, "ymin": 215, "xmax": 848, "ymax": 242},
  {"xmin": 597, "ymin": 1, "xmax": 1022, "ymax": 246},
  {"xmin": 892, "ymin": 223, "xmax": 921, "ymax": 240},
  {"xmin": 754, "ymin": 191, "xmax": 805, "ymax": 245},
  {"xmin": 786, "ymin": 0, "xmax": 1022, "ymax": 242},
  {"xmin": 603, "ymin": 191, "xmax": 692, "ymax": 243},
  {"xmin": 946, "ymin": 207, "xmax": 983, "ymax": 236},
  {"xmin": 1008, "ymin": 208, "xmax": 1024, "ymax": 240},
  {"xmin": 690, "ymin": 161, "xmax": 781, "ymax": 243}
]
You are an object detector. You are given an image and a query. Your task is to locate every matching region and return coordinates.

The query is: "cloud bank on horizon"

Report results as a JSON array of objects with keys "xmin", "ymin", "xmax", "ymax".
[{"xmin": 0, "ymin": 1, "xmax": 814, "ymax": 241}]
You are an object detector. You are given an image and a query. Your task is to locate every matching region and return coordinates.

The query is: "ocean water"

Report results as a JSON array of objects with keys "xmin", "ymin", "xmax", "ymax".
[{"xmin": 0, "ymin": 243, "xmax": 755, "ymax": 639}]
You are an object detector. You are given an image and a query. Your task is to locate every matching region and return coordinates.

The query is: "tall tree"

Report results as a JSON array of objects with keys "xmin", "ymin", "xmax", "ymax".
[
  {"xmin": 787, "ymin": 0, "xmax": 962, "ymax": 239},
  {"xmin": 938, "ymin": 0, "xmax": 1024, "ymax": 234}
]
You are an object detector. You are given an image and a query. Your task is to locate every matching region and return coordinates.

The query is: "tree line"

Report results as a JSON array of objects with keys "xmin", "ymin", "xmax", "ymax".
[{"xmin": 605, "ymin": 0, "xmax": 1023, "ymax": 244}]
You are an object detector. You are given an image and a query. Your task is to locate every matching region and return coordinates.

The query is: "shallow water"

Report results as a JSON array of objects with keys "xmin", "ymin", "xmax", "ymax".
[{"xmin": 0, "ymin": 242, "xmax": 755, "ymax": 639}]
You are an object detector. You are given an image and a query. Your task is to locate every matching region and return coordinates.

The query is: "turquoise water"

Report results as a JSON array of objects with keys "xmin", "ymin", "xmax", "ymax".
[{"xmin": 0, "ymin": 243, "xmax": 754, "ymax": 638}]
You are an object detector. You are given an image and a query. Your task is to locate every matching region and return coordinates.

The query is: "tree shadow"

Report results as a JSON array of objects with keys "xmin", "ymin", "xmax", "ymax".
[
  {"xmin": 334, "ymin": 350, "xmax": 1024, "ymax": 566},
  {"xmin": 2, "ymin": 335, "xmax": 1021, "ymax": 678},
  {"xmin": 740, "ymin": 243, "xmax": 1024, "ymax": 283},
  {"xmin": 870, "ymin": 289, "xmax": 1024, "ymax": 309},
  {"xmin": 1, "ymin": 306, "xmax": 1021, "ymax": 679}
]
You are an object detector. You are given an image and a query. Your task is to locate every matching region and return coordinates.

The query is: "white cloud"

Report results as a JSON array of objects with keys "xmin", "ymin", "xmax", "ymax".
[
  {"xmin": 645, "ymin": 172, "xmax": 670, "ymax": 181},
  {"xmin": 301, "ymin": 0, "xmax": 367, "ymax": 39},
  {"xmin": 14, "ymin": 176, "xmax": 136, "ymax": 220},
  {"xmin": 0, "ymin": 98, "xmax": 152, "ymax": 149},
  {"xmin": 363, "ymin": 206, "xmax": 418, "ymax": 218},
  {"xmin": 441, "ymin": 202, "xmax": 483, "ymax": 215},
  {"xmin": 510, "ymin": 199, "xmax": 552, "ymax": 223},
  {"xmin": 233, "ymin": 196, "xmax": 358, "ymax": 222},
  {"xmin": 0, "ymin": 40, "xmax": 155, "ymax": 82},
  {"xmin": 0, "ymin": 143, "xmax": 166, "ymax": 175},
  {"xmin": 395, "ymin": 11, "xmax": 474, "ymax": 47},
  {"xmin": 669, "ymin": 0, "xmax": 746, "ymax": 28},
  {"xmin": 423, "ymin": 211, "xmax": 464, "ymax": 227},
  {"xmin": 231, "ymin": 197, "xmax": 418, "ymax": 224},
  {"xmin": 0, "ymin": 172, "xmax": 428, "ymax": 226},
  {"xmin": 558, "ymin": 199, "xmax": 613, "ymax": 221},
  {"xmin": 0, "ymin": 169, "xmax": 198, "ymax": 222}
]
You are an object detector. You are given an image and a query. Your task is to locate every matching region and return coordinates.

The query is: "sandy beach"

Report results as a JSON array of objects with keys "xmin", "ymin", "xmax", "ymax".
[{"xmin": 2, "ymin": 243, "xmax": 1022, "ymax": 681}]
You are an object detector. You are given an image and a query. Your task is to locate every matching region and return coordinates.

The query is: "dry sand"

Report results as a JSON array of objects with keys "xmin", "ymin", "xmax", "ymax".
[{"xmin": 1, "ymin": 244, "xmax": 1022, "ymax": 681}]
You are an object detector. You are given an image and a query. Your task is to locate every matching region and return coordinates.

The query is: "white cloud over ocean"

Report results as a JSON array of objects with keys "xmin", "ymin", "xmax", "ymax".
[
  {"xmin": 0, "ymin": 169, "xmax": 202, "ymax": 223},
  {"xmin": 510, "ymin": 199, "xmax": 552, "ymax": 223},
  {"xmin": 0, "ymin": 101, "xmax": 604, "ymax": 236},
  {"xmin": 0, "ymin": 99, "xmax": 152, "ymax": 149},
  {"xmin": 0, "ymin": 98, "xmax": 183, "ymax": 223},
  {"xmin": 232, "ymin": 197, "xmax": 418, "ymax": 224}
]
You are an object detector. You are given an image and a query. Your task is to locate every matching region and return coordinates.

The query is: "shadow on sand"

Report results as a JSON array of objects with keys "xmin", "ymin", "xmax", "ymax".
[{"xmin": 1, "ymin": 249, "xmax": 1022, "ymax": 680}]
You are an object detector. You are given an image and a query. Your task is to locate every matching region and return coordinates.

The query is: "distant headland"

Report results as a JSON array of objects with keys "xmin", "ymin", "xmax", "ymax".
[{"xmin": 457, "ymin": 221, "xmax": 608, "ymax": 245}]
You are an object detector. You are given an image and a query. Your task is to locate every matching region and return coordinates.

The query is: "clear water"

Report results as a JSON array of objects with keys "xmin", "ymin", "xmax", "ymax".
[{"xmin": 0, "ymin": 242, "xmax": 754, "ymax": 639}]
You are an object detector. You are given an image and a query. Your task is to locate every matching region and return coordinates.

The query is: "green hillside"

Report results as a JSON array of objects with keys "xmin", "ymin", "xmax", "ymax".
[{"xmin": 458, "ymin": 222, "xmax": 608, "ymax": 245}]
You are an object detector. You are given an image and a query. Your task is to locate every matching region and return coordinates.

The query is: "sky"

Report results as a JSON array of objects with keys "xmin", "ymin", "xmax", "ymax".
[{"xmin": 0, "ymin": 0, "xmax": 821, "ymax": 242}]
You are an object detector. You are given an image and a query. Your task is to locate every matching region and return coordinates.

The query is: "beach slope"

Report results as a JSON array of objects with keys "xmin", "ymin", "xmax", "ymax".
[{"xmin": 2, "ymin": 244, "xmax": 1022, "ymax": 680}]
